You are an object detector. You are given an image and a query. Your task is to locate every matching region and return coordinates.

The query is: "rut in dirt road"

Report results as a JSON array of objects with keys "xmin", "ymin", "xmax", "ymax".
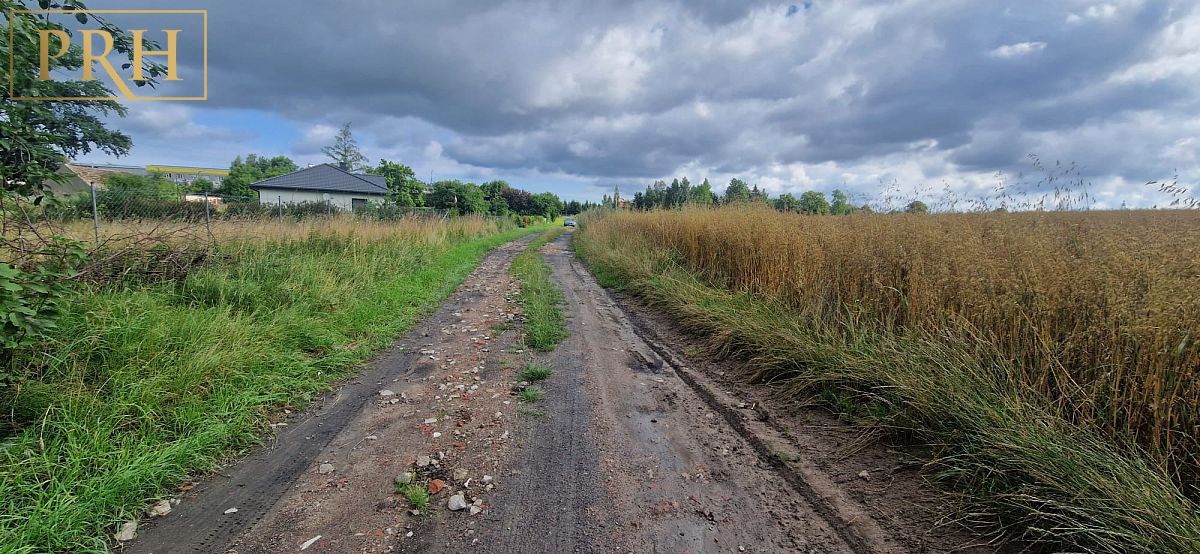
[
  {"xmin": 427, "ymin": 230, "xmax": 855, "ymax": 553},
  {"xmin": 455, "ymin": 230, "xmax": 995, "ymax": 554},
  {"xmin": 129, "ymin": 237, "xmax": 538, "ymax": 553}
]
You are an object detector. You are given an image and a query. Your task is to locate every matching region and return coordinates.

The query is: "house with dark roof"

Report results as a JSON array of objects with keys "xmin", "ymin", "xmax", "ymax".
[{"xmin": 250, "ymin": 164, "xmax": 388, "ymax": 212}]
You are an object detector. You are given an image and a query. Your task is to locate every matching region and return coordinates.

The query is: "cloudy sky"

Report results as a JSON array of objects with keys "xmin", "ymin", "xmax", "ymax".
[{"xmin": 74, "ymin": 0, "xmax": 1199, "ymax": 207}]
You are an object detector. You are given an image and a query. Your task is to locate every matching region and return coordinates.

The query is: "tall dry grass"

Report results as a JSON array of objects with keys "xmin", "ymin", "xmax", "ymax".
[
  {"xmin": 576, "ymin": 205, "xmax": 1200, "ymax": 549},
  {"xmin": 55, "ymin": 214, "xmax": 506, "ymax": 249},
  {"xmin": 584, "ymin": 205, "xmax": 1200, "ymax": 477}
]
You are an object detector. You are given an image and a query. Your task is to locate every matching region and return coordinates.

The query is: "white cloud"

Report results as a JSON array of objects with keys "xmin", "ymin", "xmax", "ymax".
[
  {"xmin": 1067, "ymin": 2, "xmax": 1126, "ymax": 24},
  {"xmin": 1109, "ymin": 8, "xmax": 1200, "ymax": 83},
  {"xmin": 121, "ymin": 104, "xmax": 239, "ymax": 142},
  {"xmin": 988, "ymin": 41, "xmax": 1048, "ymax": 59},
  {"xmin": 290, "ymin": 124, "xmax": 339, "ymax": 156},
  {"xmin": 528, "ymin": 23, "xmax": 663, "ymax": 109}
]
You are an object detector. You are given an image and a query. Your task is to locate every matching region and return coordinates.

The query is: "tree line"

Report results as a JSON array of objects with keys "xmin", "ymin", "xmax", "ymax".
[{"xmin": 631, "ymin": 177, "xmax": 929, "ymax": 214}]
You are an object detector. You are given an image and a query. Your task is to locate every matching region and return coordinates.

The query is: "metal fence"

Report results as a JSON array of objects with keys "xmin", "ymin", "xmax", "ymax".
[{"xmin": 33, "ymin": 186, "xmax": 452, "ymax": 245}]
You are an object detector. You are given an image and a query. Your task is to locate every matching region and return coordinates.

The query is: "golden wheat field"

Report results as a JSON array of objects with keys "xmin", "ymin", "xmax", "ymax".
[{"xmin": 582, "ymin": 205, "xmax": 1200, "ymax": 474}]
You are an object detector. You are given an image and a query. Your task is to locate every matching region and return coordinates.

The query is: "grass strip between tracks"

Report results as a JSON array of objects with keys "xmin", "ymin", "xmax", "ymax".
[{"xmin": 510, "ymin": 227, "xmax": 568, "ymax": 352}]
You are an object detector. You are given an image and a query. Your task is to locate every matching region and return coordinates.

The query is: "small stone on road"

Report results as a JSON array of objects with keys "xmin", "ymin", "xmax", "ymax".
[{"xmin": 114, "ymin": 521, "xmax": 137, "ymax": 542}]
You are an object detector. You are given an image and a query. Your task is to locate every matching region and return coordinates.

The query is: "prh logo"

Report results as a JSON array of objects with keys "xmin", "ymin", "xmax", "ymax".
[{"xmin": 7, "ymin": 9, "xmax": 207, "ymax": 100}]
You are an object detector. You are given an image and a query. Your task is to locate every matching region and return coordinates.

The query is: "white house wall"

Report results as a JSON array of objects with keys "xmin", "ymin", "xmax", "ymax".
[{"xmin": 255, "ymin": 188, "xmax": 386, "ymax": 211}]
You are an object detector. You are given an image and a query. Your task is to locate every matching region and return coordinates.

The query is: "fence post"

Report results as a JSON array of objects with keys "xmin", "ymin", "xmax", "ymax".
[
  {"xmin": 203, "ymin": 191, "xmax": 214, "ymax": 242},
  {"xmin": 277, "ymin": 196, "xmax": 283, "ymax": 219},
  {"xmin": 89, "ymin": 183, "xmax": 100, "ymax": 244}
]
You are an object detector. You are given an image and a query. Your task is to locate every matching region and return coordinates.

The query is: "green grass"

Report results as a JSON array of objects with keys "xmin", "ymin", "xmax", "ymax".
[
  {"xmin": 518, "ymin": 386, "xmax": 545, "ymax": 403},
  {"xmin": 518, "ymin": 363, "xmax": 553, "ymax": 382},
  {"xmin": 398, "ymin": 483, "xmax": 431, "ymax": 511},
  {"xmin": 510, "ymin": 228, "xmax": 568, "ymax": 351},
  {"xmin": 574, "ymin": 218, "xmax": 1200, "ymax": 553},
  {"xmin": 0, "ymin": 223, "xmax": 547, "ymax": 553}
]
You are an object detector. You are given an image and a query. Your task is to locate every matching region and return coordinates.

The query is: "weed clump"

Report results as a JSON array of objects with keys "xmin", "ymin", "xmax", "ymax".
[
  {"xmin": 519, "ymin": 364, "xmax": 553, "ymax": 382},
  {"xmin": 518, "ymin": 386, "xmax": 545, "ymax": 403},
  {"xmin": 398, "ymin": 483, "xmax": 431, "ymax": 511}
]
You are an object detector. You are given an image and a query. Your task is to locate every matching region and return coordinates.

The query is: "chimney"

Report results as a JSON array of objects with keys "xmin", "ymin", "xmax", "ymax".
[{"xmin": 338, "ymin": 162, "xmax": 348, "ymax": 171}]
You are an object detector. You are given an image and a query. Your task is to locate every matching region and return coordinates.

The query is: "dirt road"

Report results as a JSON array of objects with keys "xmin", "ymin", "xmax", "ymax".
[{"xmin": 130, "ymin": 232, "xmax": 993, "ymax": 553}]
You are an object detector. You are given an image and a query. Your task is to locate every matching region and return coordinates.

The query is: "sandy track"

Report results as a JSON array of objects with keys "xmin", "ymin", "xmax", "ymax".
[{"xmin": 130, "ymin": 231, "xmax": 994, "ymax": 553}]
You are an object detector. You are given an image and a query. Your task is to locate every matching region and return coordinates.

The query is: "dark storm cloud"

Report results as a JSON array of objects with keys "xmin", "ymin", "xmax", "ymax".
[{"xmin": 84, "ymin": 0, "xmax": 1199, "ymax": 205}]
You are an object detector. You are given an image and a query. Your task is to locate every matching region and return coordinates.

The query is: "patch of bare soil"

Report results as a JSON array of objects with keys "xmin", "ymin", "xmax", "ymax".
[{"xmin": 129, "ymin": 237, "xmax": 537, "ymax": 553}]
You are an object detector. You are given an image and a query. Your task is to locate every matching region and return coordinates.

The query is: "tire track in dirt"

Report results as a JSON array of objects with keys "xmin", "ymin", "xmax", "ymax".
[
  {"xmin": 128, "ymin": 236, "xmax": 536, "ymax": 553},
  {"xmin": 559, "ymin": 229, "xmax": 999, "ymax": 554},
  {"xmin": 460, "ymin": 231, "xmax": 856, "ymax": 553}
]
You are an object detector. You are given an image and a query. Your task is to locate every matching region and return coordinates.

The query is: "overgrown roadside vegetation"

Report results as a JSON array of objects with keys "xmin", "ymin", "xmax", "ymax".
[
  {"xmin": 0, "ymin": 217, "xmax": 547, "ymax": 553},
  {"xmin": 574, "ymin": 205, "xmax": 1200, "ymax": 552},
  {"xmin": 510, "ymin": 227, "xmax": 568, "ymax": 351}
]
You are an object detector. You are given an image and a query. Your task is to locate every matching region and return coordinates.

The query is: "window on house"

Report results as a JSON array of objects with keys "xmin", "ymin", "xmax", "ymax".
[{"xmin": 352, "ymin": 198, "xmax": 367, "ymax": 213}]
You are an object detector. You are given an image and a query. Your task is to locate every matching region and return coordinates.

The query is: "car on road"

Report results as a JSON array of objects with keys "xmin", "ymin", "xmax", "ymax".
[{"xmin": 564, "ymin": 219, "xmax": 576, "ymax": 227}]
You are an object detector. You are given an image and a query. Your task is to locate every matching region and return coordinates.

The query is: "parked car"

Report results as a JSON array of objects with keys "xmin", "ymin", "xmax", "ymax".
[{"xmin": 564, "ymin": 219, "xmax": 576, "ymax": 227}]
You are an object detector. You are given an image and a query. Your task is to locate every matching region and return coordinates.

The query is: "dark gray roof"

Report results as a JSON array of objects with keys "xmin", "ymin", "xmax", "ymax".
[{"xmin": 250, "ymin": 164, "xmax": 388, "ymax": 195}]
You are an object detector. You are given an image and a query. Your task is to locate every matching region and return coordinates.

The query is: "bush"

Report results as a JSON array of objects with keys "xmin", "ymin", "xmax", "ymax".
[
  {"xmin": 96, "ymin": 193, "xmax": 208, "ymax": 220},
  {"xmin": 0, "ymin": 239, "xmax": 87, "ymax": 354},
  {"xmin": 222, "ymin": 201, "xmax": 269, "ymax": 219},
  {"xmin": 40, "ymin": 193, "xmax": 92, "ymax": 222},
  {"xmin": 284, "ymin": 201, "xmax": 339, "ymax": 219}
]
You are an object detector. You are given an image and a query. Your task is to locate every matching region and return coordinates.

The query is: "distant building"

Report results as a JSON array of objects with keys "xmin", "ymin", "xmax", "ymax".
[
  {"xmin": 250, "ymin": 163, "xmax": 388, "ymax": 212},
  {"xmin": 64, "ymin": 163, "xmax": 229, "ymax": 189},
  {"xmin": 58, "ymin": 163, "xmax": 146, "ymax": 194},
  {"xmin": 144, "ymin": 165, "xmax": 229, "ymax": 187}
]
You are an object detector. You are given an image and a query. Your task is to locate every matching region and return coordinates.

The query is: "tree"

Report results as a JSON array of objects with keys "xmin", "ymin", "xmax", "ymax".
[
  {"xmin": 480, "ymin": 180, "xmax": 512, "ymax": 216},
  {"xmin": 831, "ymin": 189, "xmax": 851, "ymax": 215},
  {"xmin": 798, "ymin": 191, "xmax": 831, "ymax": 215},
  {"xmin": 905, "ymin": 200, "xmax": 930, "ymax": 214},
  {"xmin": 188, "ymin": 178, "xmax": 215, "ymax": 194},
  {"xmin": 691, "ymin": 178, "xmax": 714, "ymax": 205},
  {"xmin": 102, "ymin": 172, "xmax": 177, "ymax": 199},
  {"xmin": 774, "ymin": 193, "xmax": 800, "ymax": 213},
  {"xmin": 368, "ymin": 160, "xmax": 424, "ymax": 207},
  {"xmin": 501, "ymin": 187, "xmax": 534, "ymax": 215},
  {"xmin": 724, "ymin": 179, "xmax": 752, "ymax": 203},
  {"xmin": 322, "ymin": 122, "xmax": 367, "ymax": 171},
  {"xmin": 564, "ymin": 200, "xmax": 582, "ymax": 215},
  {"xmin": 531, "ymin": 192, "xmax": 564, "ymax": 219},
  {"xmin": 1, "ymin": 2, "xmax": 169, "ymax": 197},
  {"xmin": 0, "ymin": 2, "xmax": 168, "ymax": 363},
  {"xmin": 223, "ymin": 154, "xmax": 297, "ymax": 201},
  {"xmin": 750, "ymin": 184, "xmax": 769, "ymax": 203},
  {"xmin": 427, "ymin": 180, "xmax": 486, "ymax": 215}
]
